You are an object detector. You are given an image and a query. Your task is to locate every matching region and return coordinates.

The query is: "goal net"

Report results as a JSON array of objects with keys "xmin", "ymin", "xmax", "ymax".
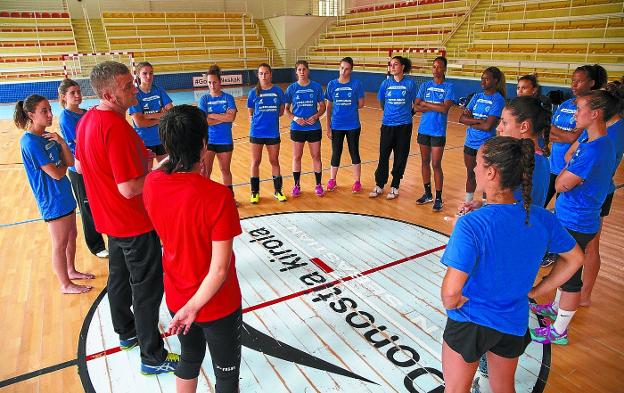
[{"xmin": 62, "ymin": 51, "xmax": 135, "ymax": 98}]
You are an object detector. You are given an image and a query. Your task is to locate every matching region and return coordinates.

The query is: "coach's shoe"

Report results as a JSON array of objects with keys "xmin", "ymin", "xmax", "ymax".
[
  {"xmin": 119, "ymin": 336, "xmax": 138, "ymax": 350},
  {"xmin": 369, "ymin": 186, "xmax": 383, "ymax": 198},
  {"xmin": 352, "ymin": 181, "xmax": 362, "ymax": 193},
  {"xmin": 315, "ymin": 184, "xmax": 325, "ymax": 197},
  {"xmin": 292, "ymin": 185, "xmax": 301, "ymax": 198},
  {"xmin": 529, "ymin": 302, "xmax": 558, "ymax": 320},
  {"xmin": 541, "ymin": 253, "xmax": 558, "ymax": 268},
  {"xmin": 141, "ymin": 353, "xmax": 180, "ymax": 375},
  {"xmin": 416, "ymin": 193, "xmax": 433, "ymax": 205},
  {"xmin": 531, "ymin": 324, "xmax": 568, "ymax": 345},
  {"xmin": 386, "ymin": 187, "xmax": 399, "ymax": 200},
  {"xmin": 250, "ymin": 192, "xmax": 260, "ymax": 204},
  {"xmin": 274, "ymin": 191, "xmax": 287, "ymax": 202},
  {"xmin": 326, "ymin": 178, "xmax": 337, "ymax": 192},
  {"xmin": 432, "ymin": 198, "xmax": 444, "ymax": 212}
]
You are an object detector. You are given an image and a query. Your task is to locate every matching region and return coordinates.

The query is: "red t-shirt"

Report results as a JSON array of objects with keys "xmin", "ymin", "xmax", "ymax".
[
  {"xmin": 75, "ymin": 108, "xmax": 153, "ymax": 237},
  {"xmin": 143, "ymin": 170, "xmax": 242, "ymax": 322}
]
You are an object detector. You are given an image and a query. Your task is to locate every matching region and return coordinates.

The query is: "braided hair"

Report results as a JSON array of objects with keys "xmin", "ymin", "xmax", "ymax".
[{"xmin": 506, "ymin": 96, "xmax": 552, "ymax": 156}]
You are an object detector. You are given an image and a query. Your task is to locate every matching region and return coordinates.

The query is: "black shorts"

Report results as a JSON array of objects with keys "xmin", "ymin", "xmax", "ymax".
[
  {"xmin": 464, "ymin": 146, "xmax": 478, "ymax": 156},
  {"xmin": 291, "ymin": 129, "xmax": 322, "ymax": 143},
  {"xmin": 600, "ymin": 192, "xmax": 614, "ymax": 217},
  {"xmin": 560, "ymin": 228, "xmax": 596, "ymax": 293},
  {"xmin": 146, "ymin": 144, "xmax": 167, "ymax": 156},
  {"xmin": 417, "ymin": 133, "xmax": 446, "ymax": 147},
  {"xmin": 44, "ymin": 209, "xmax": 75, "ymax": 222},
  {"xmin": 443, "ymin": 318, "xmax": 531, "ymax": 363},
  {"xmin": 249, "ymin": 136, "xmax": 281, "ymax": 145},
  {"xmin": 207, "ymin": 143, "xmax": 234, "ymax": 153}
]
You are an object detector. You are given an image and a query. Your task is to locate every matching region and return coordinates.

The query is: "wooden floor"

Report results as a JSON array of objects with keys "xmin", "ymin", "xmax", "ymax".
[{"xmin": 0, "ymin": 90, "xmax": 622, "ymax": 392}]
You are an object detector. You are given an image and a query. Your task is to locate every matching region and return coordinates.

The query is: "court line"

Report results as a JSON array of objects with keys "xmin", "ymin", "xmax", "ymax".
[{"xmin": 0, "ymin": 359, "xmax": 77, "ymax": 388}]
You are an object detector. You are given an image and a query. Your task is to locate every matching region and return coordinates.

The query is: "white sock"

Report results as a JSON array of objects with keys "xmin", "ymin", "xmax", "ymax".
[
  {"xmin": 552, "ymin": 289, "xmax": 561, "ymax": 310},
  {"xmin": 553, "ymin": 308, "xmax": 576, "ymax": 334},
  {"xmin": 465, "ymin": 192, "xmax": 474, "ymax": 202}
]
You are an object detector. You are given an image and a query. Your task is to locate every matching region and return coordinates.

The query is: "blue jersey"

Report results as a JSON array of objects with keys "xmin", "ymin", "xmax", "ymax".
[
  {"xmin": 285, "ymin": 81, "xmax": 325, "ymax": 131},
  {"xmin": 441, "ymin": 203, "xmax": 576, "ymax": 336},
  {"xmin": 464, "ymin": 91, "xmax": 505, "ymax": 149},
  {"xmin": 549, "ymin": 98, "xmax": 577, "ymax": 175},
  {"xmin": 58, "ymin": 108, "xmax": 85, "ymax": 172},
  {"xmin": 377, "ymin": 76, "xmax": 418, "ymax": 126},
  {"xmin": 606, "ymin": 119, "xmax": 624, "ymax": 193},
  {"xmin": 513, "ymin": 152, "xmax": 550, "ymax": 207},
  {"xmin": 325, "ymin": 78, "xmax": 365, "ymax": 131},
  {"xmin": 555, "ymin": 135, "xmax": 616, "ymax": 234},
  {"xmin": 198, "ymin": 92, "xmax": 237, "ymax": 145},
  {"xmin": 129, "ymin": 84, "xmax": 173, "ymax": 146},
  {"xmin": 247, "ymin": 85, "xmax": 285, "ymax": 139},
  {"xmin": 20, "ymin": 132, "xmax": 76, "ymax": 220},
  {"xmin": 416, "ymin": 80, "xmax": 455, "ymax": 137}
]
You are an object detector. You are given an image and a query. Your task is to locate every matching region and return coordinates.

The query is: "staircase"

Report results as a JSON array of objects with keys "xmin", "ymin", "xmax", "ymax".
[
  {"xmin": 257, "ymin": 20, "xmax": 286, "ymax": 67},
  {"xmin": 71, "ymin": 18, "xmax": 109, "ymax": 53},
  {"xmin": 444, "ymin": 0, "xmax": 493, "ymax": 60}
]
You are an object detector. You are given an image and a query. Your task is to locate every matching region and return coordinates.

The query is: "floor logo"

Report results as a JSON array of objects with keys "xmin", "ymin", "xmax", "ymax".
[{"xmin": 78, "ymin": 212, "xmax": 548, "ymax": 392}]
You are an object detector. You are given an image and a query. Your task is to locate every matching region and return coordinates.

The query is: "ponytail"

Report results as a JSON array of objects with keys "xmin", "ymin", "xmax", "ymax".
[
  {"xmin": 506, "ymin": 96, "xmax": 552, "ymax": 156},
  {"xmin": 579, "ymin": 89, "xmax": 624, "ymax": 121},
  {"xmin": 14, "ymin": 94, "xmax": 47, "ymax": 129},
  {"xmin": 605, "ymin": 81, "xmax": 624, "ymax": 118},
  {"xmin": 485, "ymin": 66, "xmax": 506, "ymax": 98},
  {"xmin": 520, "ymin": 138, "xmax": 535, "ymax": 224},
  {"xmin": 392, "ymin": 55, "xmax": 412, "ymax": 74},
  {"xmin": 575, "ymin": 64, "xmax": 608, "ymax": 90}
]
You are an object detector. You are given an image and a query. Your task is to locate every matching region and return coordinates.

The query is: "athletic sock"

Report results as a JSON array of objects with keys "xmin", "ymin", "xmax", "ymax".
[
  {"xmin": 553, "ymin": 308, "xmax": 576, "ymax": 334},
  {"xmin": 552, "ymin": 289, "xmax": 562, "ymax": 310},
  {"xmin": 465, "ymin": 192, "xmax": 474, "ymax": 202},
  {"xmin": 435, "ymin": 190, "xmax": 442, "ymax": 200},
  {"xmin": 314, "ymin": 171, "xmax": 322, "ymax": 185},
  {"xmin": 293, "ymin": 171, "xmax": 301, "ymax": 186},
  {"xmin": 424, "ymin": 183, "xmax": 432, "ymax": 197},
  {"xmin": 273, "ymin": 175, "xmax": 283, "ymax": 193},
  {"xmin": 250, "ymin": 177, "xmax": 260, "ymax": 194}
]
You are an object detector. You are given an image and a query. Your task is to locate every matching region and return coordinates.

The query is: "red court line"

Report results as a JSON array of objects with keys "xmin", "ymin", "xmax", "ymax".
[{"xmin": 85, "ymin": 244, "xmax": 446, "ymax": 361}]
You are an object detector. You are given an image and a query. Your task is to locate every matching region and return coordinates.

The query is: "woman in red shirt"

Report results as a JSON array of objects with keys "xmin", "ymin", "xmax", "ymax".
[{"xmin": 143, "ymin": 105, "xmax": 242, "ymax": 393}]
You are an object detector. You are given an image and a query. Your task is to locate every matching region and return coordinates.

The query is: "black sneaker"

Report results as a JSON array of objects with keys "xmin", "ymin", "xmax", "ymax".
[
  {"xmin": 432, "ymin": 198, "xmax": 443, "ymax": 212},
  {"xmin": 541, "ymin": 253, "xmax": 558, "ymax": 268},
  {"xmin": 416, "ymin": 193, "xmax": 433, "ymax": 204}
]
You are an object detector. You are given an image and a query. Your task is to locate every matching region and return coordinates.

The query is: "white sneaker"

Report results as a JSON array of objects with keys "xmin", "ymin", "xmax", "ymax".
[
  {"xmin": 386, "ymin": 187, "xmax": 399, "ymax": 200},
  {"xmin": 368, "ymin": 186, "xmax": 383, "ymax": 198},
  {"xmin": 95, "ymin": 249, "xmax": 109, "ymax": 258}
]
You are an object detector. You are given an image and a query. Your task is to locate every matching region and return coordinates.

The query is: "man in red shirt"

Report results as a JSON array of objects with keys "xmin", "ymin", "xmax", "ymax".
[{"xmin": 75, "ymin": 61, "xmax": 178, "ymax": 375}]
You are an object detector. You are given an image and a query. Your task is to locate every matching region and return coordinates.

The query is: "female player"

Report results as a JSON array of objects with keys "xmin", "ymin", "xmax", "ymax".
[
  {"xmin": 413, "ymin": 56, "xmax": 455, "ymax": 211},
  {"xmin": 15, "ymin": 94, "xmax": 93, "ymax": 294},
  {"xmin": 247, "ymin": 63, "xmax": 287, "ymax": 203},
  {"xmin": 143, "ymin": 105, "xmax": 242, "ymax": 393},
  {"xmin": 458, "ymin": 66, "xmax": 506, "ymax": 203},
  {"xmin": 580, "ymin": 82, "xmax": 624, "ymax": 306},
  {"xmin": 369, "ymin": 55, "xmax": 418, "ymax": 200},
  {"xmin": 285, "ymin": 60, "xmax": 326, "ymax": 197},
  {"xmin": 531, "ymin": 90, "xmax": 617, "ymax": 345},
  {"xmin": 324, "ymin": 57, "xmax": 365, "ymax": 193},
  {"xmin": 441, "ymin": 136, "xmax": 583, "ymax": 392},
  {"xmin": 58, "ymin": 79, "xmax": 108, "ymax": 258},
  {"xmin": 129, "ymin": 61, "xmax": 173, "ymax": 162},
  {"xmin": 198, "ymin": 65, "xmax": 237, "ymax": 199},
  {"xmin": 544, "ymin": 64, "xmax": 607, "ymax": 207}
]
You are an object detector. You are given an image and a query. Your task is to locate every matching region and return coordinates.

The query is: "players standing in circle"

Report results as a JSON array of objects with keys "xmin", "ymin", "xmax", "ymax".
[
  {"xmin": 15, "ymin": 94, "xmax": 93, "ymax": 294},
  {"xmin": 459, "ymin": 66, "xmax": 506, "ymax": 203},
  {"xmin": 247, "ymin": 63, "xmax": 287, "ymax": 203},
  {"xmin": 413, "ymin": 56, "xmax": 455, "ymax": 211},
  {"xmin": 530, "ymin": 90, "xmax": 618, "ymax": 345},
  {"xmin": 129, "ymin": 61, "xmax": 173, "ymax": 162},
  {"xmin": 544, "ymin": 64, "xmax": 607, "ymax": 207},
  {"xmin": 144, "ymin": 105, "xmax": 243, "ymax": 393},
  {"xmin": 441, "ymin": 136, "xmax": 583, "ymax": 393},
  {"xmin": 285, "ymin": 60, "xmax": 326, "ymax": 197},
  {"xmin": 369, "ymin": 55, "xmax": 418, "ymax": 200},
  {"xmin": 58, "ymin": 79, "xmax": 108, "ymax": 258},
  {"xmin": 198, "ymin": 65, "xmax": 238, "ymax": 201},
  {"xmin": 324, "ymin": 57, "xmax": 365, "ymax": 193},
  {"xmin": 580, "ymin": 82, "xmax": 624, "ymax": 306}
]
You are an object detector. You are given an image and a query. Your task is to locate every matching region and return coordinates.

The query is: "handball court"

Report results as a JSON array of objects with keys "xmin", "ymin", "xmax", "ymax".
[{"xmin": 0, "ymin": 89, "xmax": 622, "ymax": 392}]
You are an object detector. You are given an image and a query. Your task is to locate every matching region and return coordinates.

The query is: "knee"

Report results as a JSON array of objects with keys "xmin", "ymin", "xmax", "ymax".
[
  {"xmin": 432, "ymin": 161, "xmax": 443, "ymax": 171},
  {"xmin": 561, "ymin": 268, "xmax": 583, "ymax": 292},
  {"xmin": 250, "ymin": 159, "xmax": 261, "ymax": 169}
]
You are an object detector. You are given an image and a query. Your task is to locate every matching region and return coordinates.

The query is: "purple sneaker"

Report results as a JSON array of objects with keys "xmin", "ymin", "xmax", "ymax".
[
  {"xmin": 352, "ymin": 181, "xmax": 362, "ymax": 193},
  {"xmin": 531, "ymin": 324, "xmax": 568, "ymax": 345},
  {"xmin": 529, "ymin": 302, "xmax": 558, "ymax": 320},
  {"xmin": 315, "ymin": 184, "xmax": 325, "ymax": 197},
  {"xmin": 327, "ymin": 178, "xmax": 337, "ymax": 191},
  {"xmin": 291, "ymin": 185, "xmax": 301, "ymax": 198}
]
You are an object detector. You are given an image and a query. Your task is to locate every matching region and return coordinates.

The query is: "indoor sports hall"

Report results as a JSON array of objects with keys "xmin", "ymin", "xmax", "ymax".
[{"xmin": 0, "ymin": 0, "xmax": 623, "ymax": 392}]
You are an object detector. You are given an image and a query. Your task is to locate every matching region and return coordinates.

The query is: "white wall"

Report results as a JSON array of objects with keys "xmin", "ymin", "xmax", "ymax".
[{"xmin": 263, "ymin": 15, "xmax": 332, "ymax": 56}]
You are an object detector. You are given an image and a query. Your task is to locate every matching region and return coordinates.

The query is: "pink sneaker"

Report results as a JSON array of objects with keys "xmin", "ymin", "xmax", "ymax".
[
  {"xmin": 327, "ymin": 178, "xmax": 337, "ymax": 191},
  {"xmin": 352, "ymin": 181, "xmax": 362, "ymax": 193},
  {"xmin": 315, "ymin": 184, "xmax": 325, "ymax": 197},
  {"xmin": 291, "ymin": 184, "xmax": 301, "ymax": 197}
]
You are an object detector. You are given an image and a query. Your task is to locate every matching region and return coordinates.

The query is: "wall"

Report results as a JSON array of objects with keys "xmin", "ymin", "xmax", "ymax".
[{"xmin": 263, "ymin": 15, "xmax": 333, "ymax": 59}]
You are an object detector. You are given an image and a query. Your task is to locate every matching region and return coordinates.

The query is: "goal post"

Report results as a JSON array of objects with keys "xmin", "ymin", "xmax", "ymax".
[{"xmin": 62, "ymin": 51, "xmax": 135, "ymax": 98}]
